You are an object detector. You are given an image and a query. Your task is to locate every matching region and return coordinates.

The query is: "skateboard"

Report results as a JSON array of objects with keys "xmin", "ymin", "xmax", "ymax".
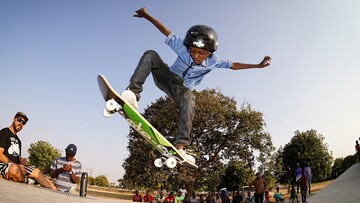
[{"xmin": 97, "ymin": 74, "xmax": 198, "ymax": 169}]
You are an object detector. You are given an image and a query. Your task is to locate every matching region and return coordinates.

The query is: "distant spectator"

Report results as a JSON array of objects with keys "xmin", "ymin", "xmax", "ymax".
[
  {"xmin": 179, "ymin": 188, "xmax": 187, "ymax": 197},
  {"xmin": 290, "ymin": 184, "xmax": 299, "ymax": 203},
  {"xmin": 159, "ymin": 186, "xmax": 168, "ymax": 197},
  {"xmin": 233, "ymin": 191, "xmax": 243, "ymax": 203},
  {"xmin": 245, "ymin": 191, "xmax": 254, "ymax": 203},
  {"xmin": 264, "ymin": 190, "xmax": 270, "ymax": 203},
  {"xmin": 175, "ymin": 191, "xmax": 185, "ymax": 203},
  {"xmin": 300, "ymin": 171, "xmax": 307, "ymax": 203},
  {"xmin": 184, "ymin": 193, "xmax": 191, "ymax": 203},
  {"xmin": 220, "ymin": 189, "xmax": 230, "ymax": 203},
  {"xmin": 133, "ymin": 190, "xmax": 143, "ymax": 202},
  {"xmin": 199, "ymin": 194, "xmax": 205, "ymax": 203},
  {"xmin": 206, "ymin": 191, "xmax": 215, "ymax": 203},
  {"xmin": 164, "ymin": 192, "xmax": 175, "ymax": 203},
  {"xmin": 249, "ymin": 172, "xmax": 267, "ymax": 203},
  {"xmin": 190, "ymin": 192, "xmax": 198, "ymax": 203},
  {"xmin": 294, "ymin": 163, "xmax": 302, "ymax": 194},
  {"xmin": 215, "ymin": 193, "xmax": 222, "ymax": 203},
  {"xmin": 144, "ymin": 190, "xmax": 154, "ymax": 203},
  {"xmin": 304, "ymin": 164, "xmax": 313, "ymax": 194},
  {"xmin": 50, "ymin": 144, "xmax": 82, "ymax": 193},
  {"xmin": 355, "ymin": 140, "xmax": 360, "ymax": 161},
  {"xmin": 273, "ymin": 187, "xmax": 284, "ymax": 203},
  {"xmin": 158, "ymin": 192, "xmax": 166, "ymax": 203}
]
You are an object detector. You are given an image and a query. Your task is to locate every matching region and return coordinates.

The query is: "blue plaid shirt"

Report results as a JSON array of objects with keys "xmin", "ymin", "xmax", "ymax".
[{"xmin": 165, "ymin": 33, "xmax": 232, "ymax": 89}]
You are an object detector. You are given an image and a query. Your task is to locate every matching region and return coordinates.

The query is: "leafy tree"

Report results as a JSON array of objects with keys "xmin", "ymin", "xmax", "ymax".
[
  {"xmin": 94, "ymin": 175, "xmax": 109, "ymax": 187},
  {"xmin": 331, "ymin": 157, "xmax": 343, "ymax": 179},
  {"xmin": 331, "ymin": 155, "xmax": 356, "ymax": 179},
  {"xmin": 218, "ymin": 161, "xmax": 253, "ymax": 194},
  {"xmin": 27, "ymin": 140, "xmax": 61, "ymax": 175},
  {"xmin": 341, "ymin": 155, "xmax": 356, "ymax": 172},
  {"xmin": 262, "ymin": 173, "xmax": 276, "ymax": 191},
  {"xmin": 117, "ymin": 178, "xmax": 126, "ymax": 188},
  {"xmin": 272, "ymin": 147, "xmax": 286, "ymax": 184},
  {"xmin": 280, "ymin": 130, "xmax": 333, "ymax": 183},
  {"xmin": 122, "ymin": 89, "xmax": 274, "ymax": 192},
  {"xmin": 257, "ymin": 152, "xmax": 278, "ymax": 190},
  {"xmin": 88, "ymin": 176, "xmax": 95, "ymax": 185}
]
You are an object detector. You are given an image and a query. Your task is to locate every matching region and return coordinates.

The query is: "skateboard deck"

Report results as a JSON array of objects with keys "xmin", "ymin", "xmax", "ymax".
[{"xmin": 97, "ymin": 74, "xmax": 198, "ymax": 169}]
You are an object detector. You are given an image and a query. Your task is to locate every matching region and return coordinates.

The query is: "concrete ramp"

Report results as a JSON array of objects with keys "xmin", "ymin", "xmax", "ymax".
[{"xmin": 308, "ymin": 163, "xmax": 360, "ymax": 203}]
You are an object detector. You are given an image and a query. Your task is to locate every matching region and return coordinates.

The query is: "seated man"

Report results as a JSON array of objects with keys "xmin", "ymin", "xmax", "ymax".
[
  {"xmin": 133, "ymin": 190, "xmax": 143, "ymax": 202},
  {"xmin": 143, "ymin": 190, "xmax": 154, "ymax": 203},
  {"xmin": 273, "ymin": 187, "xmax": 284, "ymax": 203},
  {"xmin": 0, "ymin": 112, "xmax": 57, "ymax": 190},
  {"xmin": 50, "ymin": 144, "xmax": 82, "ymax": 193}
]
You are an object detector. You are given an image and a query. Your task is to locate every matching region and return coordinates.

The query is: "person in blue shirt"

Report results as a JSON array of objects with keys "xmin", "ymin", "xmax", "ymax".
[
  {"xmin": 273, "ymin": 187, "xmax": 284, "ymax": 203},
  {"xmin": 121, "ymin": 6, "xmax": 271, "ymax": 164},
  {"xmin": 304, "ymin": 165, "xmax": 312, "ymax": 194},
  {"xmin": 294, "ymin": 163, "xmax": 302, "ymax": 195}
]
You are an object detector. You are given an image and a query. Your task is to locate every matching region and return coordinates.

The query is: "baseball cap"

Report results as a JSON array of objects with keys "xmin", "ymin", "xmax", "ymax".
[
  {"xmin": 14, "ymin": 112, "xmax": 29, "ymax": 121},
  {"xmin": 65, "ymin": 144, "xmax": 77, "ymax": 156}
]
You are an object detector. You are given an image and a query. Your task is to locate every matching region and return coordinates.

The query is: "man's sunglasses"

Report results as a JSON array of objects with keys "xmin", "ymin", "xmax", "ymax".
[{"xmin": 16, "ymin": 117, "xmax": 27, "ymax": 125}]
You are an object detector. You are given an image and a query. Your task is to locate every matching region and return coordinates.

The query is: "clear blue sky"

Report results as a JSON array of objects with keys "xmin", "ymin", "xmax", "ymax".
[{"xmin": 1, "ymin": 1, "xmax": 359, "ymax": 183}]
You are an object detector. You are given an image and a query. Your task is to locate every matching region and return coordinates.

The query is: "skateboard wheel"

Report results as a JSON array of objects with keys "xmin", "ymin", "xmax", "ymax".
[
  {"xmin": 154, "ymin": 158, "xmax": 163, "ymax": 168},
  {"xmin": 103, "ymin": 109, "xmax": 112, "ymax": 118},
  {"xmin": 165, "ymin": 157, "xmax": 177, "ymax": 168},
  {"xmin": 105, "ymin": 99, "xmax": 119, "ymax": 112}
]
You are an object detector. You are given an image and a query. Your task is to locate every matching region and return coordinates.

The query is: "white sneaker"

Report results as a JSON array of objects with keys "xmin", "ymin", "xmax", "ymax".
[
  {"xmin": 66, "ymin": 186, "xmax": 77, "ymax": 194},
  {"xmin": 120, "ymin": 89, "xmax": 138, "ymax": 110},
  {"xmin": 177, "ymin": 149, "xmax": 196, "ymax": 164}
]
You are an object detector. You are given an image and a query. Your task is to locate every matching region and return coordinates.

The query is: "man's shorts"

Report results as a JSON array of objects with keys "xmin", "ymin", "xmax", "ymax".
[
  {"xmin": 23, "ymin": 165, "xmax": 36, "ymax": 175},
  {"xmin": 0, "ymin": 163, "xmax": 36, "ymax": 180},
  {"xmin": 0, "ymin": 162, "xmax": 10, "ymax": 179}
]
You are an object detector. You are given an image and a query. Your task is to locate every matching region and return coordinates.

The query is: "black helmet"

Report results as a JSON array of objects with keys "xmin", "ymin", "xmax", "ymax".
[{"xmin": 183, "ymin": 25, "xmax": 218, "ymax": 52}]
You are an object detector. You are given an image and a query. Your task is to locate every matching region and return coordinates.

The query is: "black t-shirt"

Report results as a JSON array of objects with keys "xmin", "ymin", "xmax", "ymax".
[{"xmin": 0, "ymin": 128, "xmax": 22, "ymax": 164}]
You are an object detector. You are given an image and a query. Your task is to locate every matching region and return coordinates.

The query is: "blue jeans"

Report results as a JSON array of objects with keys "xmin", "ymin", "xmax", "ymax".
[
  {"xmin": 307, "ymin": 177, "xmax": 311, "ymax": 194},
  {"xmin": 128, "ymin": 50, "xmax": 195, "ymax": 146}
]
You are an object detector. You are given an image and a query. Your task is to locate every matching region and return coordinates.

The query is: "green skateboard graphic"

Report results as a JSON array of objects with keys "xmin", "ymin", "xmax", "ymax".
[{"xmin": 97, "ymin": 74, "xmax": 198, "ymax": 169}]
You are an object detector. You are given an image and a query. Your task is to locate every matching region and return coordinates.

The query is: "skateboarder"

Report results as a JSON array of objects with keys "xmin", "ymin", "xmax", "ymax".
[{"xmin": 121, "ymin": 6, "xmax": 271, "ymax": 164}]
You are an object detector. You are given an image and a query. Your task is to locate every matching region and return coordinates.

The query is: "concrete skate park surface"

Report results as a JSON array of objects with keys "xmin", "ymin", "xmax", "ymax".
[
  {"xmin": 307, "ymin": 163, "xmax": 360, "ymax": 203},
  {"xmin": 1, "ymin": 163, "xmax": 359, "ymax": 203},
  {"xmin": 0, "ymin": 178, "xmax": 131, "ymax": 203}
]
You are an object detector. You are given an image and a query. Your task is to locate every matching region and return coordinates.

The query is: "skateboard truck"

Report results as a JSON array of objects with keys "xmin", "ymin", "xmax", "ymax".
[{"xmin": 103, "ymin": 99, "xmax": 121, "ymax": 117}]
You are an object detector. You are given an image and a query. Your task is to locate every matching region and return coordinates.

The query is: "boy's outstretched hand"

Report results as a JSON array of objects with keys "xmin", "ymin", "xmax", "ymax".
[
  {"xmin": 134, "ymin": 6, "xmax": 148, "ymax": 18},
  {"xmin": 132, "ymin": 6, "xmax": 171, "ymax": 37},
  {"xmin": 258, "ymin": 56, "xmax": 272, "ymax": 68}
]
